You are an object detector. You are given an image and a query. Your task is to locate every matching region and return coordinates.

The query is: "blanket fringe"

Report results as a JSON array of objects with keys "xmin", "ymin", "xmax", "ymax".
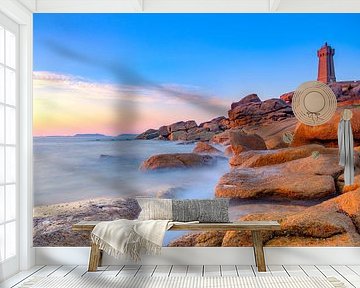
[
  {"xmin": 91, "ymin": 229, "xmax": 161, "ymax": 262},
  {"xmin": 327, "ymin": 277, "xmax": 347, "ymax": 288}
]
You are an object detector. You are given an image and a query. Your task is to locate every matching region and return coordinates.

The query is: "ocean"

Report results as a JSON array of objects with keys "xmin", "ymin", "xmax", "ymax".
[
  {"xmin": 33, "ymin": 136, "xmax": 229, "ymax": 206},
  {"xmin": 33, "ymin": 136, "xmax": 230, "ymax": 245}
]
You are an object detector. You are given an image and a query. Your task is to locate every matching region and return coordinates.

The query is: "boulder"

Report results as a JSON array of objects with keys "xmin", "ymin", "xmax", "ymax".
[
  {"xmin": 186, "ymin": 128, "xmax": 215, "ymax": 142},
  {"xmin": 291, "ymin": 107, "xmax": 360, "ymax": 147},
  {"xmin": 218, "ymin": 117, "xmax": 231, "ymax": 130},
  {"xmin": 211, "ymin": 128, "xmax": 253, "ymax": 146},
  {"xmin": 185, "ymin": 120, "xmax": 197, "ymax": 130},
  {"xmin": 230, "ymin": 94, "xmax": 261, "ymax": 109},
  {"xmin": 216, "ymin": 150, "xmax": 346, "ymax": 200},
  {"xmin": 279, "ymin": 91, "xmax": 294, "ymax": 104},
  {"xmin": 158, "ymin": 125, "xmax": 170, "ymax": 137},
  {"xmin": 200, "ymin": 116, "xmax": 228, "ymax": 132},
  {"xmin": 140, "ymin": 153, "xmax": 215, "ymax": 171},
  {"xmin": 350, "ymin": 84, "xmax": 360, "ymax": 97},
  {"xmin": 228, "ymin": 97, "xmax": 293, "ymax": 127},
  {"xmin": 229, "ymin": 131, "xmax": 267, "ymax": 155},
  {"xmin": 211, "ymin": 130, "xmax": 232, "ymax": 145},
  {"xmin": 168, "ymin": 121, "xmax": 187, "ymax": 133},
  {"xmin": 169, "ymin": 131, "xmax": 187, "ymax": 141},
  {"xmin": 239, "ymin": 117, "xmax": 298, "ymax": 150},
  {"xmin": 230, "ymin": 144, "xmax": 327, "ymax": 168},
  {"xmin": 260, "ymin": 98, "xmax": 290, "ymax": 114},
  {"xmin": 136, "ymin": 129, "xmax": 159, "ymax": 140},
  {"xmin": 329, "ymin": 82, "xmax": 343, "ymax": 98},
  {"xmin": 203, "ymin": 122, "xmax": 221, "ymax": 132},
  {"xmin": 215, "ymin": 166, "xmax": 336, "ymax": 200},
  {"xmin": 193, "ymin": 142, "xmax": 222, "ymax": 155},
  {"xmin": 228, "ymin": 101, "xmax": 261, "ymax": 121}
]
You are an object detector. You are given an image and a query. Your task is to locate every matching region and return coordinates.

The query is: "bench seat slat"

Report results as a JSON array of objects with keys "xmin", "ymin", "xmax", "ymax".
[{"xmin": 73, "ymin": 220, "xmax": 281, "ymax": 232}]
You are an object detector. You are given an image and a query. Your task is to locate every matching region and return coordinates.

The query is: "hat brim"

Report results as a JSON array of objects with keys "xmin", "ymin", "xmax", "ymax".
[{"xmin": 292, "ymin": 81, "xmax": 337, "ymax": 126}]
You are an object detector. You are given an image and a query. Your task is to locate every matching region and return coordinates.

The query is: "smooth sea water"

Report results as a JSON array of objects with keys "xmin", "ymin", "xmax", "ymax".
[
  {"xmin": 34, "ymin": 136, "xmax": 229, "ymax": 206},
  {"xmin": 33, "ymin": 136, "xmax": 230, "ymax": 245}
]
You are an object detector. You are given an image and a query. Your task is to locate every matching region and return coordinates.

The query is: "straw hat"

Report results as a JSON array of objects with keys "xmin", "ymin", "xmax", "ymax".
[{"xmin": 292, "ymin": 81, "xmax": 337, "ymax": 126}]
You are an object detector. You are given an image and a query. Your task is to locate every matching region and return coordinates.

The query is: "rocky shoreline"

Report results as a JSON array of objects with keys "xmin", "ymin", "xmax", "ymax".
[
  {"xmin": 35, "ymin": 84, "xmax": 360, "ymax": 247},
  {"xmin": 136, "ymin": 94, "xmax": 295, "ymax": 143},
  {"xmin": 33, "ymin": 198, "xmax": 141, "ymax": 247},
  {"xmin": 138, "ymin": 89, "xmax": 360, "ymax": 247},
  {"xmin": 169, "ymin": 187, "xmax": 360, "ymax": 247}
]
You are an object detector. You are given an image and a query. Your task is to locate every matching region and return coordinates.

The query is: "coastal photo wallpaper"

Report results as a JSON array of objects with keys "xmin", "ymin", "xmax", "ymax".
[{"xmin": 33, "ymin": 14, "xmax": 360, "ymax": 247}]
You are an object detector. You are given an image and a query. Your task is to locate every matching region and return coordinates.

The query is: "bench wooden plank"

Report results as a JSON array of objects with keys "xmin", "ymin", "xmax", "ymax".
[{"xmin": 73, "ymin": 220, "xmax": 281, "ymax": 232}]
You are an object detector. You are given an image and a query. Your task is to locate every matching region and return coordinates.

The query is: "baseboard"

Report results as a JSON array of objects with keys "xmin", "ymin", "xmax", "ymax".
[{"xmin": 35, "ymin": 247, "xmax": 360, "ymax": 266}]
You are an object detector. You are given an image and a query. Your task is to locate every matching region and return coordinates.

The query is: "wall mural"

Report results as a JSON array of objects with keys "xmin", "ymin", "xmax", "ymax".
[{"xmin": 33, "ymin": 14, "xmax": 360, "ymax": 247}]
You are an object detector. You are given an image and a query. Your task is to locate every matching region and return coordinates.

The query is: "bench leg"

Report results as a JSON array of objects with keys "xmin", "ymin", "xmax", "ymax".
[
  {"xmin": 252, "ymin": 231, "xmax": 266, "ymax": 272},
  {"xmin": 88, "ymin": 242, "xmax": 102, "ymax": 272}
]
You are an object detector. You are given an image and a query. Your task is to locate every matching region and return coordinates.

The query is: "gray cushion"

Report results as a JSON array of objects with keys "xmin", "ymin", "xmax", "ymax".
[
  {"xmin": 137, "ymin": 198, "xmax": 230, "ymax": 223},
  {"xmin": 172, "ymin": 199, "xmax": 230, "ymax": 223}
]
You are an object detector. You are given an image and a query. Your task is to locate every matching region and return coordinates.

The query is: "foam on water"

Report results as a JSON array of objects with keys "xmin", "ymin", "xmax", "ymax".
[{"xmin": 34, "ymin": 136, "xmax": 229, "ymax": 206}]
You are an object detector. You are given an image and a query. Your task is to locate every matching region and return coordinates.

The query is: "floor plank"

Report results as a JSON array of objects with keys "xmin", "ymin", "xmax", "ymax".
[
  {"xmin": 236, "ymin": 265, "xmax": 255, "ymax": 277},
  {"xmin": 66, "ymin": 265, "xmax": 88, "ymax": 277},
  {"xmin": 49, "ymin": 266, "xmax": 76, "ymax": 277},
  {"xmin": 101, "ymin": 265, "xmax": 124, "ymax": 277},
  {"xmin": 316, "ymin": 265, "xmax": 354, "ymax": 287},
  {"xmin": 332, "ymin": 266, "xmax": 360, "ymax": 288},
  {"xmin": 0, "ymin": 266, "xmax": 45, "ymax": 288},
  {"xmin": 117, "ymin": 265, "xmax": 141, "ymax": 277},
  {"xmin": 186, "ymin": 266, "xmax": 203, "ymax": 277},
  {"xmin": 152, "ymin": 265, "xmax": 172, "ymax": 277},
  {"xmin": 82, "ymin": 265, "xmax": 108, "ymax": 278},
  {"xmin": 268, "ymin": 265, "xmax": 289, "ymax": 277},
  {"xmin": 283, "ymin": 265, "xmax": 307, "ymax": 277},
  {"xmin": 349, "ymin": 266, "xmax": 360, "ymax": 276},
  {"xmin": 136, "ymin": 265, "xmax": 156, "ymax": 277},
  {"xmin": 221, "ymin": 265, "xmax": 238, "ymax": 277},
  {"xmin": 203, "ymin": 265, "xmax": 221, "ymax": 277},
  {"xmin": 299, "ymin": 265, "xmax": 324, "ymax": 277},
  {"xmin": 31, "ymin": 266, "xmax": 61, "ymax": 277},
  {"xmin": 169, "ymin": 265, "xmax": 187, "ymax": 277}
]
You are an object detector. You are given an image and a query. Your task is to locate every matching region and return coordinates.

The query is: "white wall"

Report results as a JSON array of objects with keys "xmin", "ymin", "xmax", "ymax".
[{"xmin": 3, "ymin": 0, "xmax": 360, "ymax": 271}]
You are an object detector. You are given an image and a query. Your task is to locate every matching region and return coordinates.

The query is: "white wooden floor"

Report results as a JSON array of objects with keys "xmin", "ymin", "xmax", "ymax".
[{"xmin": 1, "ymin": 265, "xmax": 360, "ymax": 288}]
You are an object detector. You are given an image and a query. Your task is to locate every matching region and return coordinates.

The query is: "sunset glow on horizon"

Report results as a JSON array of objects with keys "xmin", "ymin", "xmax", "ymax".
[{"xmin": 33, "ymin": 71, "xmax": 228, "ymax": 136}]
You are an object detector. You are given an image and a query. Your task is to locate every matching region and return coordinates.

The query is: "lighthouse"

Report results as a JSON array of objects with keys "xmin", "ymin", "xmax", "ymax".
[{"xmin": 317, "ymin": 42, "xmax": 336, "ymax": 83}]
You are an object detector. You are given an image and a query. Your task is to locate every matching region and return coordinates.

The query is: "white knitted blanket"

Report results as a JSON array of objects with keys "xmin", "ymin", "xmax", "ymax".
[{"xmin": 91, "ymin": 219, "xmax": 173, "ymax": 261}]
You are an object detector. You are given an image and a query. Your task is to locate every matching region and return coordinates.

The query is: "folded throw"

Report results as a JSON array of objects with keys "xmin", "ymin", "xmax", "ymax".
[
  {"xmin": 338, "ymin": 118, "xmax": 354, "ymax": 186},
  {"xmin": 91, "ymin": 219, "xmax": 172, "ymax": 262}
]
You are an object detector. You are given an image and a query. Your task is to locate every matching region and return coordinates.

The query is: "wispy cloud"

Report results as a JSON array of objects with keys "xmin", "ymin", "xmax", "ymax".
[
  {"xmin": 43, "ymin": 40, "xmax": 229, "ymax": 114},
  {"xmin": 33, "ymin": 71, "xmax": 229, "ymax": 137}
]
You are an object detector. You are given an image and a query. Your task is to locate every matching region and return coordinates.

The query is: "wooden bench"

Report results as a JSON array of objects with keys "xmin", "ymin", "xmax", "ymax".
[{"xmin": 73, "ymin": 220, "xmax": 281, "ymax": 273}]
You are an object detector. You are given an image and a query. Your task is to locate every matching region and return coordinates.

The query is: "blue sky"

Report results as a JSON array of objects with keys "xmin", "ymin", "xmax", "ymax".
[{"xmin": 34, "ymin": 13, "xmax": 360, "ymax": 101}]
